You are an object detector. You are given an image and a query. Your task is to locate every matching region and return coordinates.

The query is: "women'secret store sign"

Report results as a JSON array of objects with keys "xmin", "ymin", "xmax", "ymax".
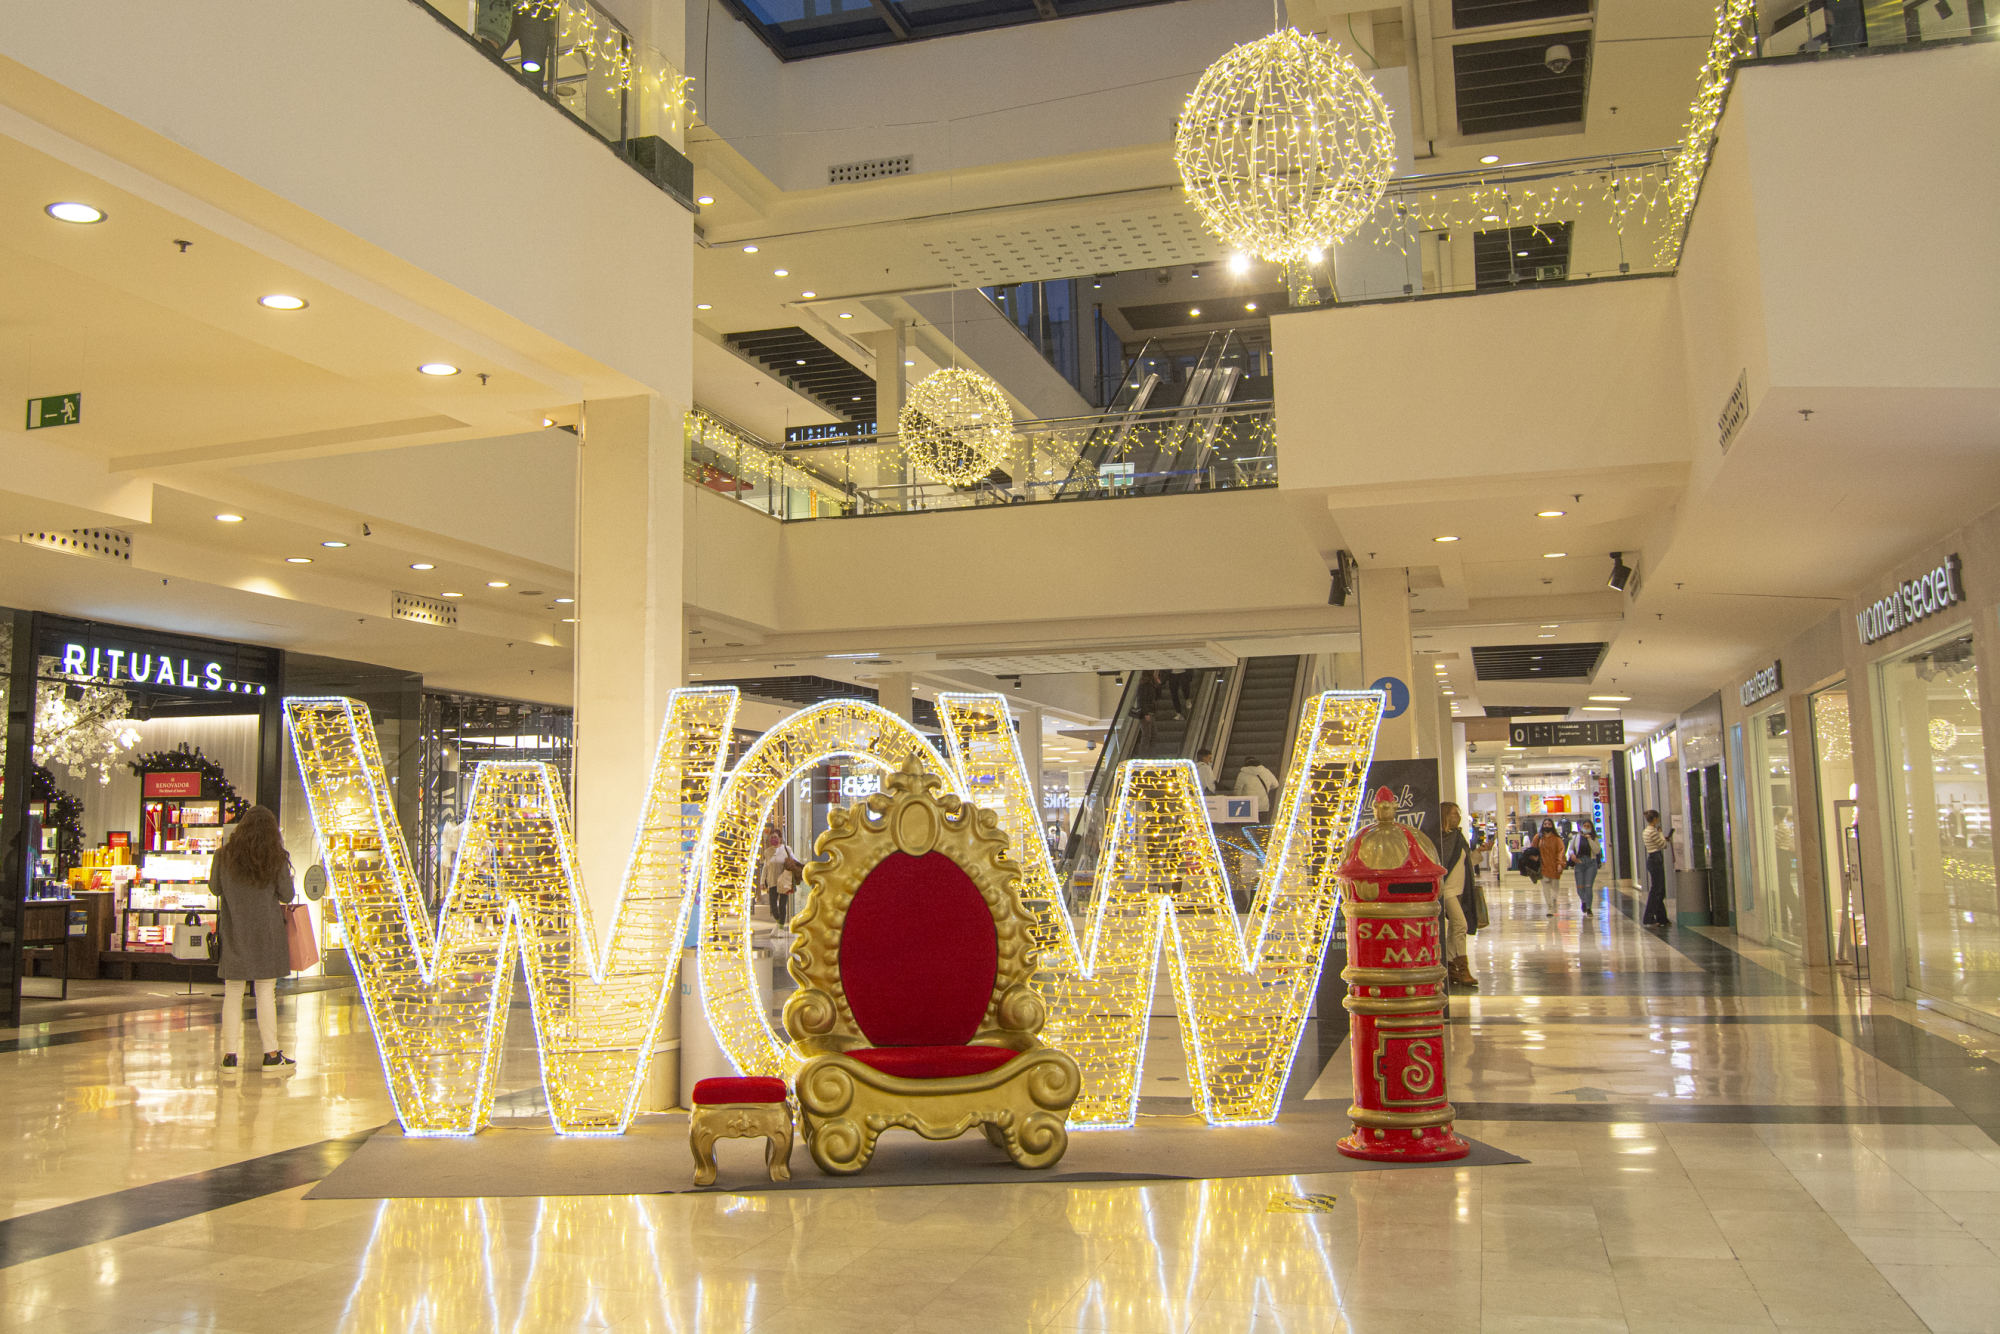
[{"xmin": 1857, "ymin": 554, "xmax": 1965, "ymax": 646}]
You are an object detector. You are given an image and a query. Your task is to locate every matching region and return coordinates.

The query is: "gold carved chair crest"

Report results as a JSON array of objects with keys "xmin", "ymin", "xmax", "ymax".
[{"xmin": 782, "ymin": 755, "xmax": 1080, "ymax": 1174}]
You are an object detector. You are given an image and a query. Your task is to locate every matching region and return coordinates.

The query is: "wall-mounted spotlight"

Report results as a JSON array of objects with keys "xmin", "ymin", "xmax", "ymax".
[{"xmin": 1607, "ymin": 551, "xmax": 1634, "ymax": 593}]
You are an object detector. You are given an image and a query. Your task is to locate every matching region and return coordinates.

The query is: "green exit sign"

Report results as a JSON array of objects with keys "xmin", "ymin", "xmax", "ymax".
[{"xmin": 26, "ymin": 393, "xmax": 81, "ymax": 429}]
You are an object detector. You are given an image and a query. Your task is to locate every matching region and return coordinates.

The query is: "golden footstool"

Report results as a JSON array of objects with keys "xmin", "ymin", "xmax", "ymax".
[{"xmin": 689, "ymin": 1077, "xmax": 792, "ymax": 1186}]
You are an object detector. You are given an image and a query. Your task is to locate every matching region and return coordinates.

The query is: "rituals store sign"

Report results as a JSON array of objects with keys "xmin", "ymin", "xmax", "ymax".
[{"xmin": 1858, "ymin": 554, "xmax": 1965, "ymax": 646}]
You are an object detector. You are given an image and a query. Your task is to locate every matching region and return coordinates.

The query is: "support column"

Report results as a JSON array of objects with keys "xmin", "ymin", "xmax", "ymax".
[
  {"xmin": 866, "ymin": 321, "xmax": 907, "ymax": 430},
  {"xmin": 1412, "ymin": 663, "xmax": 1442, "ymax": 763},
  {"xmin": 863, "ymin": 322, "xmax": 907, "ymax": 505},
  {"xmin": 574, "ymin": 394, "xmax": 685, "ymax": 1110},
  {"xmin": 1358, "ymin": 567, "xmax": 1417, "ymax": 760},
  {"xmin": 1020, "ymin": 704, "xmax": 1045, "ymax": 845},
  {"xmin": 878, "ymin": 672, "xmax": 913, "ymax": 723}
]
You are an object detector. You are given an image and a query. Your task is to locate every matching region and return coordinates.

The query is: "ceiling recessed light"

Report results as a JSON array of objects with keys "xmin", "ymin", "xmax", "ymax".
[
  {"xmin": 1543, "ymin": 552, "xmax": 1567, "ymax": 558},
  {"xmin": 487, "ymin": 580, "xmax": 509, "ymax": 588},
  {"xmin": 1583, "ymin": 706, "xmax": 1619, "ymax": 712},
  {"xmin": 801, "ymin": 290, "xmax": 817, "ymax": 298},
  {"xmin": 796, "ymin": 358, "xmax": 807, "ymax": 365},
  {"xmin": 418, "ymin": 363, "xmax": 459, "ymax": 376},
  {"xmin": 696, "ymin": 303, "xmax": 712, "ymax": 310},
  {"xmin": 838, "ymin": 312, "xmax": 853, "ymax": 319},
  {"xmin": 1516, "ymin": 250, "xmax": 1531, "ymax": 257},
  {"xmin": 214, "ymin": 513, "xmax": 243, "ymax": 523},
  {"xmin": 555, "ymin": 597, "xmax": 574, "ymax": 604},
  {"xmin": 1538, "ymin": 633, "xmax": 1555, "ymax": 638},
  {"xmin": 561, "ymin": 617, "xmax": 577, "ymax": 623},
  {"xmin": 905, "ymin": 359, "xmax": 915, "ymax": 366},
  {"xmin": 1245, "ymin": 302, "xmax": 1257, "ymax": 311},
  {"xmin": 1537, "ymin": 509, "xmax": 1565, "ymax": 518},
  {"xmin": 1541, "ymin": 623, "xmax": 1559, "ymax": 628},
  {"xmin": 1589, "ymin": 694, "xmax": 1631, "ymax": 702},
  {"xmin": 45, "ymin": 202, "xmax": 104, "ymax": 224},
  {"xmin": 1442, "ymin": 690, "xmax": 1455, "ymax": 696},
  {"xmin": 259, "ymin": 294, "xmax": 308, "ymax": 310},
  {"xmin": 742, "ymin": 245, "xmax": 759, "ymax": 253},
  {"xmin": 1189, "ymin": 308, "xmax": 1201, "ymax": 317},
  {"xmin": 773, "ymin": 268, "xmax": 789, "ymax": 277},
  {"xmin": 1434, "ymin": 535, "xmax": 1460, "ymax": 543},
  {"xmin": 285, "ymin": 557, "xmax": 312, "ymax": 564},
  {"xmin": 321, "ymin": 541, "xmax": 347, "ymax": 548},
  {"xmin": 410, "ymin": 563, "xmax": 435, "ymax": 570},
  {"xmin": 1479, "ymin": 155, "xmax": 1501, "ymax": 164},
  {"xmin": 521, "ymin": 59, "xmax": 541, "ymax": 71},
  {"xmin": 441, "ymin": 592, "xmax": 463, "ymax": 598},
  {"xmin": 696, "ymin": 195, "xmax": 715, "ymax": 205}
]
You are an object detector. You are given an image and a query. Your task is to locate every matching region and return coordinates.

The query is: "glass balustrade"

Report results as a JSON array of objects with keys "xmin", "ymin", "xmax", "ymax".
[
  {"xmin": 1331, "ymin": 149, "xmax": 1679, "ymax": 302},
  {"xmin": 416, "ymin": 0, "xmax": 695, "ymax": 193},
  {"xmin": 685, "ymin": 400, "xmax": 1277, "ymax": 521}
]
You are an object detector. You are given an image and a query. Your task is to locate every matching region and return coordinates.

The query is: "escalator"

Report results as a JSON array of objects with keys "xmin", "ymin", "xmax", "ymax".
[
  {"xmin": 1058, "ymin": 654, "xmax": 1310, "ymax": 903},
  {"xmin": 1053, "ymin": 333, "xmax": 1255, "ymax": 500}
]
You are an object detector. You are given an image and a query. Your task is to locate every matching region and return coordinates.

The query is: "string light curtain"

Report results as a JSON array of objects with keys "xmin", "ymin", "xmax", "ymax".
[
  {"xmin": 1176, "ymin": 28, "xmax": 1397, "ymax": 306},
  {"xmin": 1658, "ymin": 0, "xmax": 1759, "ymax": 266}
]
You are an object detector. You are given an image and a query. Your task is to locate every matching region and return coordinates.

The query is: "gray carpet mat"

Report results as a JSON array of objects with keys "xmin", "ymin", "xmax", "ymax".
[{"xmin": 306, "ymin": 1106, "xmax": 1525, "ymax": 1199}]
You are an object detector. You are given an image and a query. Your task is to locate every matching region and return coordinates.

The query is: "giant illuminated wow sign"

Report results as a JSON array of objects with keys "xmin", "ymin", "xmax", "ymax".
[{"xmin": 286, "ymin": 687, "xmax": 1382, "ymax": 1136}]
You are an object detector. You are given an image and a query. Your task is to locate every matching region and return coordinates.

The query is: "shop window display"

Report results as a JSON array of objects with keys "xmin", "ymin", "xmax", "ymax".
[
  {"xmin": 1811, "ymin": 687, "xmax": 1867, "ymax": 971},
  {"xmin": 1879, "ymin": 631, "xmax": 1997, "ymax": 1018},
  {"xmin": 1749, "ymin": 707, "xmax": 1804, "ymax": 952}
]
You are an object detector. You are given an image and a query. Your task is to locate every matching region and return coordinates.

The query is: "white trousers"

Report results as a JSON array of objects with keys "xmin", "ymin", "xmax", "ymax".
[
  {"xmin": 1440, "ymin": 886, "xmax": 1468, "ymax": 961},
  {"xmin": 223, "ymin": 978, "xmax": 278, "ymax": 1055},
  {"xmin": 1540, "ymin": 877, "xmax": 1563, "ymax": 916}
]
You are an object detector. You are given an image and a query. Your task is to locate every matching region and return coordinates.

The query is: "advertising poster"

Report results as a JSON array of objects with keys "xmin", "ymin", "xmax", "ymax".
[{"xmin": 1362, "ymin": 758, "xmax": 1441, "ymax": 842}]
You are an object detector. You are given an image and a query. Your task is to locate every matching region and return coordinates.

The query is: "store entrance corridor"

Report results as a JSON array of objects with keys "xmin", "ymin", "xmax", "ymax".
[{"xmin": 2, "ymin": 869, "xmax": 1998, "ymax": 1331}]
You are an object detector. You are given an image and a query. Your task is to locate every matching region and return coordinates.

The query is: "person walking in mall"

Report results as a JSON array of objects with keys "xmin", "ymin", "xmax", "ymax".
[
  {"xmin": 1234, "ymin": 756, "xmax": 1279, "ymax": 818},
  {"xmin": 1642, "ymin": 810, "xmax": 1671, "ymax": 925},
  {"xmin": 1572, "ymin": 823, "xmax": 1602, "ymax": 915},
  {"xmin": 758, "ymin": 829, "xmax": 799, "ymax": 928},
  {"xmin": 1437, "ymin": 803, "xmax": 1478, "ymax": 988},
  {"xmin": 213, "ymin": 805, "xmax": 297, "ymax": 1070},
  {"xmin": 1536, "ymin": 818, "xmax": 1567, "ymax": 918}
]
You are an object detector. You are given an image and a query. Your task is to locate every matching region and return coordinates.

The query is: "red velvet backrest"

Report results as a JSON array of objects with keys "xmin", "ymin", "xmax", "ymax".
[{"xmin": 838, "ymin": 850, "xmax": 999, "ymax": 1047}]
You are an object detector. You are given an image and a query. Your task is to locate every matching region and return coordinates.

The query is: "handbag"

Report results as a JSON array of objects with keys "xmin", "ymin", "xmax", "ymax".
[
  {"xmin": 1472, "ymin": 881, "xmax": 1491, "ymax": 930},
  {"xmin": 285, "ymin": 903, "xmax": 319, "ymax": 973}
]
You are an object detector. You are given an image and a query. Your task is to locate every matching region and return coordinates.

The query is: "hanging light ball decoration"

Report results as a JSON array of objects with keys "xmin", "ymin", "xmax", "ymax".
[
  {"xmin": 898, "ymin": 367, "xmax": 1014, "ymax": 486},
  {"xmin": 1175, "ymin": 29, "xmax": 1397, "ymax": 307}
]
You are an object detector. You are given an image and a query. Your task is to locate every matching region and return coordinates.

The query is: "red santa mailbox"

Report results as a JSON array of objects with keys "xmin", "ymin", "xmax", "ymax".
[{"xmin": 1335, "ymin": 787, "xmax": 1470, "ymax": 1162}]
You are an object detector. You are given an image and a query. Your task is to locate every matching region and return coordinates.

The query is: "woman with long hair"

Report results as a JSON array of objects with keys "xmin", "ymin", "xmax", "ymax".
[
  {"xmin": 1536, "ymin": 818, "xmax": 1568, "ymax": 919},
  {"xmin": 212, "ymin": 805, "xmax": 298, "ymax": 1068}
]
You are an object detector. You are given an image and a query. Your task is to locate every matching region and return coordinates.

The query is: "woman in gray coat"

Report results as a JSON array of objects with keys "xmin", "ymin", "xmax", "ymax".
[{"xmin": 213, "ymin": 805, "xmax": 297, "ymax": 1069}]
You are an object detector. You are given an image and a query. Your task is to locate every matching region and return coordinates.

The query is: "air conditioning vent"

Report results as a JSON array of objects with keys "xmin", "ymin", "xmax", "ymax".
[
  {"xmin": 391, "ymin": 591, "xmax": 458, "ymax": 628},
  {"xmin": 21, "ymin": 528, "xmax": 132, "ymax": 563},
  {"xmin": 829, "ymin": 155, "xmax": 911, "ymax": 185}
]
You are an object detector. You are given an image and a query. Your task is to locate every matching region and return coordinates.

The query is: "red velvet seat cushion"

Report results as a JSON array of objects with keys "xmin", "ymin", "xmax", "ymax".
[
  {"xmin": 691, "ymin": 1076, "xmax": 788, "ymax": 1105},
  {"xmin": 839, "ymin": 851, "xmax": 999, "ymax": 1047},
  {"xmin": 847, "ymin": 1045, "xmax": 1018, "ymax": 1080}
]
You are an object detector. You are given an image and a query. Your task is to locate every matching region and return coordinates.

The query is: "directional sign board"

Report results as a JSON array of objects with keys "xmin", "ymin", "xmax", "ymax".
[
  {"xmin": 1508, "ymin": 719, "xmax": 1624, "ymax": 748},
  {"xmin": 26, "ymin": 392, "xmax": 81, "ymax": 429}
]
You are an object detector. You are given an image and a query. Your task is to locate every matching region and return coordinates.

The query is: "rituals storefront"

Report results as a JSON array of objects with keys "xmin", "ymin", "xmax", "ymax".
[{"xmin": 1718, "ymin": 523, "xmax": 2000, "ymax": 1034}]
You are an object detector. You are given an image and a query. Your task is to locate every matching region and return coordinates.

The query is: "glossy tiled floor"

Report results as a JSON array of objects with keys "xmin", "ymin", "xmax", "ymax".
[{"xmin": 6, "ymin": 875, "xmax": 2000, "ymax": 1333}]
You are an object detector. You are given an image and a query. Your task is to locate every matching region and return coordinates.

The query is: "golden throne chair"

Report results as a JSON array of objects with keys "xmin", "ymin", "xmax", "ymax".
[{"xmin": 782, "ymin": 756, "xmax": 1081, "ymax": 1175}]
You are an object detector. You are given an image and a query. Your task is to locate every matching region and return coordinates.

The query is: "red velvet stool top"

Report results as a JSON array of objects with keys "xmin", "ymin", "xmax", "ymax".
[{"xmin": 691, "ymin": 1076, "xmax": 789, "ymax": 1105}]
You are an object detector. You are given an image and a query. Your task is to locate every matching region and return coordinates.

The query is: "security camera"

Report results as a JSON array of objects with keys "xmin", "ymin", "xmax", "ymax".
[
  {"xmin": 1468, "ymin": 742, "xmax": 1479, "ymax": 755},
  {"xmin": 1544, "ymin": 43, "xmax": 1572, "ymax": 74}
]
